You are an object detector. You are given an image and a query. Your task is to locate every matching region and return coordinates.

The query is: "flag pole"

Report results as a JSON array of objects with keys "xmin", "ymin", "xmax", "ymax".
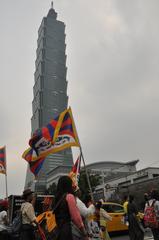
[
  {"xmin": 80, "ymin": 149, "xmax": 94, "ymax": 200},
  {"xmin": 70, "ymin": 107, "xmax": 94, "ymax": 200},
  {"xmin": 4, "ymin": 146, "xmax": 8, "ymax": 199},
  {"xmin": 5, "ymin": 174, "xmax": 8, "ymax": 199}
]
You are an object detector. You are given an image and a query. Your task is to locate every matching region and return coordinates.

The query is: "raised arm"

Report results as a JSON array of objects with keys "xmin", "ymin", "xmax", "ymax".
[
  {"xmin": 76, "ymin": 198, "xmax": 95, "ymax": 218},
  {"xmin": 101, "ymin": 208, "xmax": 112, "ymax": 221}
]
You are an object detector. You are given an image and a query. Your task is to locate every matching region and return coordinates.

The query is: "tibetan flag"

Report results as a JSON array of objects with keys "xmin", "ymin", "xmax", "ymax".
[
  {"xmin": 51, "ymin": 107, "xmax": 80, "ymax": 153},
  {"xmin": 28, "ymin": 157, "xmax": 45, "ymax": 177},
  {"xmin": 69, "ymin": 155, "xmax": 81, "ymax": 188},
  {"xmin": 29, "ymin": 114, "xmax": 60, "ymax": 149},
  {"xmin": 22, "ymin": 107, "xmax": 80, "ymax": 162},
  {"xmin": 0, "ymin": 147, "xmax": 6, "ymax": 174}
]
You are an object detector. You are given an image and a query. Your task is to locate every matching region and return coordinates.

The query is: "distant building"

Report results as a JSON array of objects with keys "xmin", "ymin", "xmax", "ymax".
[
  {"xmin": 46, "ymin": 165, "xmax": 72, "ymax": 188},
  {"xmin": 85, "ymin": 160, "xmax": 138, "ymax": 180},
  {"xmin": 94, "ymin": 167, "xmax": 159, "ymax": 201},
  {"xmin": 45, "ymin": 160, "xmax": 139, "ymax": 190},
  {"xmin": 25, "ymin": 4, "xmax": 73, "ymax": 193}
]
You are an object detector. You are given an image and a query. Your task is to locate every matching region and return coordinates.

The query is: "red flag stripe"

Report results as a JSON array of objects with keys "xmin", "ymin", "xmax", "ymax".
[
  {"xmin": 61, "ymin": 118, "xmax": 72, "ymax": 128},
  {"xmin": 50, "ymin": 119, "xmax": 58, "ymax": 128},
  {"xmin": 42, "ymin": 127, "xmax": 52, "ymax": 141},
  {"xmin": 0, "ymin": 153, "xmax": 5, "ymax": 158}
]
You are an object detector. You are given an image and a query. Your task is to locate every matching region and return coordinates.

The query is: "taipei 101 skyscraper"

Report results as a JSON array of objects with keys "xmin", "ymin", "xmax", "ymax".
[{"xmin": 25, "ymin": 3, "xmax": 73, "ymax": 192}]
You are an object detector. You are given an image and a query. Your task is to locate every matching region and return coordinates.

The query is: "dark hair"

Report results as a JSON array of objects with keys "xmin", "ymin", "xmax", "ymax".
[
  {"xmin": 129, "ymin": 195, "xmax": 134, "ymax": 203},
  {"xmin": 0, "ymin": 205, "xmax": 8, "ymax": 212},
  {"xmin": 95, "ymin": 201, "xmax": 102, "ymax": 210},
  {"xmin": 150, "ymin": 189, "xmax": 159, "ymax": 200},
  {"xmin": 84, "ymin": 195, "xmax": 92, "ymax": 205},
  {"xmin": 144, "ymin": 193, "xmax": 149, "ymax": 202},
  {"xmin": 123, "ymin": 195, "xmax": 128, "ymax": 201},
  {"xmin": 55, "ymin": 176, "xmax": 74, "ymax": 202},
  {"xmin": 23, "ymin": 194, "xmax": 31, "ymax": 201}
]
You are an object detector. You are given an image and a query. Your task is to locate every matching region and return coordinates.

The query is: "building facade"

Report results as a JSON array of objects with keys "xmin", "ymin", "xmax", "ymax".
[
  {"xmin": 85, "ymin": 160, "xmax": 138, "ymax": 181},
  {"xmin": 46, "ymin": 165, "xmax": 72, "ymax": 188},
  {"xmin": 25, "ymin": 5, "xmax": 73, "ymax": 192},
  {"xmin": 94, "ymin": 167, "xmax": 159, "ymax": 202}
]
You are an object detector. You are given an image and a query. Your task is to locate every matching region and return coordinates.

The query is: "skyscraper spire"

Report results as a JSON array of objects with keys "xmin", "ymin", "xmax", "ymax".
[
  {"xmin": 47, "ymin": 1, "xmax": 57, "ymax": 19},
  {"xmin": 51, "ymin": 1, "xmax": 53, "ymax": 9}
]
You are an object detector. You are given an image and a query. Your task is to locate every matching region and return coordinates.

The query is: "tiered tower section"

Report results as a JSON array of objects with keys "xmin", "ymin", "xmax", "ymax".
[{"xmin": 25, "ymin": 5, "xmax": 73, "ymax": 192}]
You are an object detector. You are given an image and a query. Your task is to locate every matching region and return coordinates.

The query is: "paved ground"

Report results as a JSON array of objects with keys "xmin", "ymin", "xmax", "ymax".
[
  {"xmin": 111, "ymin": 228, "xmax": 154, "ymax": 240},
  {"xmin": 112, "ymin": 236, "xmax": 129, "ymax": 240},
  {"xmin": 112, "ymin": 236, "xmax": 153, "ymax": 240}
]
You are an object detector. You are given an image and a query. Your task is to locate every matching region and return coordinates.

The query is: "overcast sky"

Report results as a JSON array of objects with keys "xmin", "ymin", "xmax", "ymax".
[{"xmin": 0, "ymin": 0, "xmax": 159, "ymax": 198}]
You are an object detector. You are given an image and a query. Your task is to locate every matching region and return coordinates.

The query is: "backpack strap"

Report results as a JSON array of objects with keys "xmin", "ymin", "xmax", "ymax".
[
  {"xmin": 52, "ymin": 193, "xmax": 67, "ymax": 213},
  {"xmin": 152, "ymin": 200, "xmax": 156, "ymax": 206},
  {"xmin": 150, "ymin": 200, "xmax": 156, "ymax": 208},
  {"xmin": 148, "ymin": 200, "xmax": 156, "ymax": 207},
  {"xmin": 147, "ymin": 201, "xmax": 150, "ymax": 207}
]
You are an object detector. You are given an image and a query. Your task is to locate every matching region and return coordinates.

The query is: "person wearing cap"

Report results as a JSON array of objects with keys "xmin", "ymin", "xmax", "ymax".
[
  {"xmin": 0, "ymin": 200, "xmax": 9, "ymax": 240},
  {"xmin": 20, "ymin": 189, "xmax": 38, "ymax": 240}
]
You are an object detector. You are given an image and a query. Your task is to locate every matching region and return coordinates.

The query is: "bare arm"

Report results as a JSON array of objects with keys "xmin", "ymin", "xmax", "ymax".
[{"xmin": 101, "ymin": 208, "xmax": 112, "ymax": 221}]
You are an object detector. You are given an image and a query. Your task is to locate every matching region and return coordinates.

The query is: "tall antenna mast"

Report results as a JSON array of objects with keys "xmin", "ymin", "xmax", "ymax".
[{"xmin": 51, "ymin": 1, "xmax": 53, "ymax": 9}]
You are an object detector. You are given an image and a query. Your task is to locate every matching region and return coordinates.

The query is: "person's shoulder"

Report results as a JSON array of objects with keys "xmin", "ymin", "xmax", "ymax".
[
  {"xmin": 76, "ymin": 197, "xmax": 83, "ymax": 203},
  {"xmin": 66, "ymin": 193, "xmax": 75, "ymax": 201},
  {"xmin": 123, "ymin": 201, "xmax": 128, "ymax": 206},
  {"xmin": 100, "ymin": 208, "xmax": 105, "ymax": 213},
  {"xmin": 0, "ymin": 210, "xmax": 7, "ymax": 218},
  {"xmin": 0, "ymin": 210, "xmax": 7, "ymax": 215},
  {"xmin": 21, "ymin": 201, "xmax": 31, "ymax": 206},
  {"xmin": 76, "ymin": 197, "xmax": 81, "ymax": 203},
  {"xmin": 21, "ymin": 201, "xmax": 32, "ymax": 209},
  {"xmin": 154, "ymin": 200, "xmax": 159, "ymax": 205},
  {"xmin": 76, "ymin": 197, "xmax": 85, "ymax": 207},
  {"xmin": 67, "ymin": 193, "xmax": 74, "ymax": 198}
]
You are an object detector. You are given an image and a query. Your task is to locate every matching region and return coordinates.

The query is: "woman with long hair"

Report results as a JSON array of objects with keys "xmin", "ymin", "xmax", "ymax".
[
  {"xmin": 54, "ymin": 176, "xmax": 88, "ymax": 240},
  {"xmin": 128, "ymin": 195, "xmax": 144, "ymax": 240}
]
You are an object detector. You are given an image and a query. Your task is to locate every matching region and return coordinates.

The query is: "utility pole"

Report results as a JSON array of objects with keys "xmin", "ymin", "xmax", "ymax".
[{"xmin": 101, "ymin": 170, "xmax": 107, "ymax": 201}]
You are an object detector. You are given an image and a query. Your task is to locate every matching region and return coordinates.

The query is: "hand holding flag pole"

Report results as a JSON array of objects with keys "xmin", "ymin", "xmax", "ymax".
[{"xmin": 69, "ymin": 108, "xmax": 94, "ymax": 200}]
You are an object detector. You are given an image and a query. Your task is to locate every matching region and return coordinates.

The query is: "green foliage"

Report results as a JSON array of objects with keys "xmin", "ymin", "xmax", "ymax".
[
  {"xmin": 46, "ymin": 182, "xmax": 57, "ymax": 195},
  {"xmin": 79, "ymin": 171, "xmax": 101, "ymax": 200},
  {"xmin": 45, "ymin": 171, "xmax": 101, "ymax": 200}
]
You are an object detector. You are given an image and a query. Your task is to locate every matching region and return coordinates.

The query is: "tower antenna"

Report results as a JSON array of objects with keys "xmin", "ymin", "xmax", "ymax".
[{"xmin": 51, "ymin": 1, "xmax": 53, "ymax": 9}]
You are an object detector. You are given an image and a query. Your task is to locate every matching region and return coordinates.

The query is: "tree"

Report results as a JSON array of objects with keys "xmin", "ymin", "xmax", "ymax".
[
  {"xmin": 46, "ymin": 182, "xmax": 57, "ymax": 195},
  {"xmin": 78, "ymin": 170, "xmax": 101, "ymax": 201}
]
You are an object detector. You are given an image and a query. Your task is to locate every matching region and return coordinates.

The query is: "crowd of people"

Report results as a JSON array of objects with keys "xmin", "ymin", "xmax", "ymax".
[
  {"xmin": 1, "ymin": 176, "xmax": 159, "ymax": 240},
  {"xmin": 52, "ymin": 176, "xmax": 112, "ymax": 240},
  {"xmin": 123, "ymin": 189, "xmax": 159, "ymax": 240},
  {"xmin": 0, "ymin": 176, "xmax": 112, "ymax": 240}
]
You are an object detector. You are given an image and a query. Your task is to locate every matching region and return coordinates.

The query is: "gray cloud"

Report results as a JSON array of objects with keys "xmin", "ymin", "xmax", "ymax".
[{"xmin": 0, "ymin": 0, "xmax": 159, "ymax": 197}]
